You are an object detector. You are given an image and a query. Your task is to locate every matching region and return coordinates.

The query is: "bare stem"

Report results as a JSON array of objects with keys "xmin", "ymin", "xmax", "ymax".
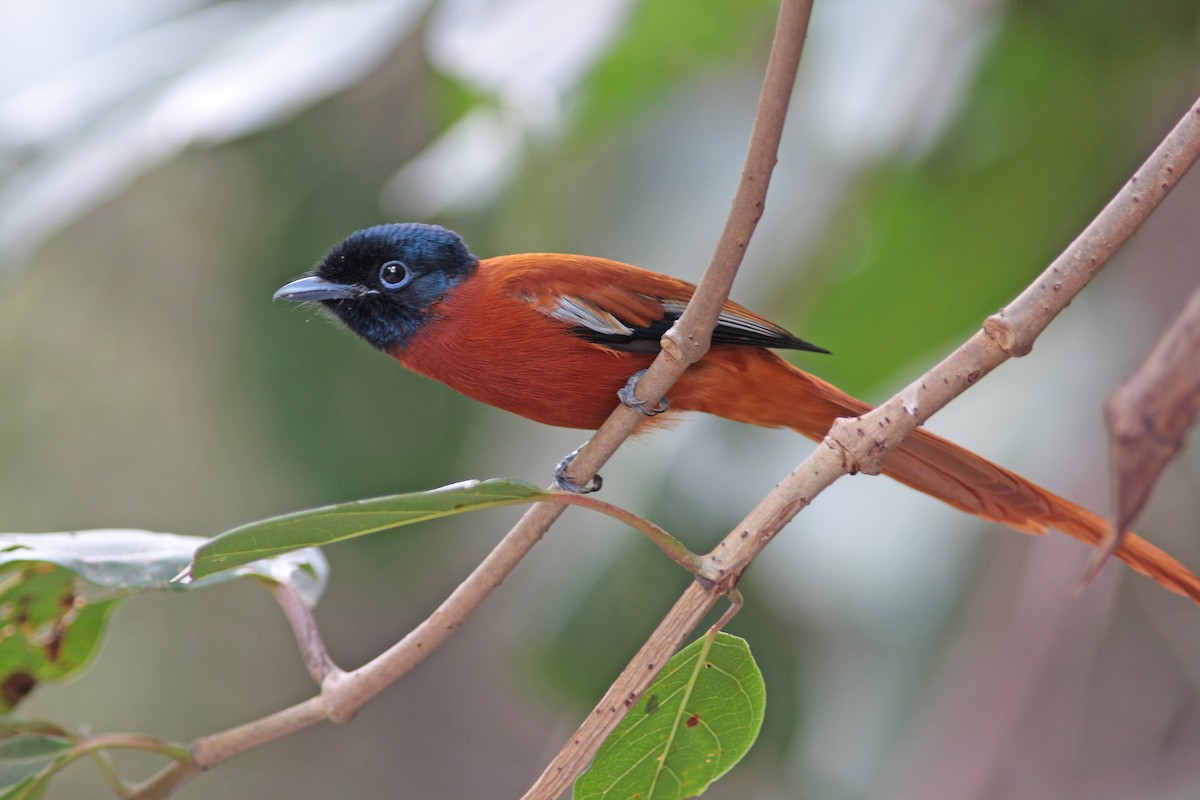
[
  {"xmin": 544, "ymin": 492, "xmax": 702, "ymax": 574},
  {"xmin": 521, "ymin": 1, "xmax": 817, "ymax": 795},
  {"xmin": 558, "ymin": 0, "xmax": 815, "ymax": 492},
  {"xmin": 266, "ymin": 580, "xmax": 339, "ymax": 684}
]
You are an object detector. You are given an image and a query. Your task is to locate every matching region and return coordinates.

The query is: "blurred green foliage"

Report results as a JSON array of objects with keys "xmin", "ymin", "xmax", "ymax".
[
  {"xmin": 800, "ymin": 0, "xmax": 1200, "ymax": 392},
  {"xmin": 574, "ymin": 0, "xmax": 779, "ymax": 140},
  {"xmin": 3, "ymin": 0, "xmax": 1199, "ymax": 797}
]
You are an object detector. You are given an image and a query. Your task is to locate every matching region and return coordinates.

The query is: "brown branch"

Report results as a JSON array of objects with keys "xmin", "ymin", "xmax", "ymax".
[
  {"xmin": 267, "ymin": 581, "xmax": 339, "ymax": 684},
  {"xmin": 710, "ymin": 93, "xmax": 1200, "ymax": 584},
  {"xmin": 133, "ymin": 501, "xmax": 563, "ymax": 798},
  {"xmin": 520, "ymin": 2, "xmax": 816, "ymax": 796},
  {"xmin": 557, "ymin": 0, "xmax": 815, "ymax": 491},
  {"xmin": 523, "ymin": 91, "xmax": 1200, "ymax": 798},
  {"xmin": 523, "ymin": 582, "xmax": 723, "ymax": 800}
]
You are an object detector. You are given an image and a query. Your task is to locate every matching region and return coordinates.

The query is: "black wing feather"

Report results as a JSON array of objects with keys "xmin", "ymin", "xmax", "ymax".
[{"xmin": 571, "ymin": 298, "xmax": 829, "ymax": 355}]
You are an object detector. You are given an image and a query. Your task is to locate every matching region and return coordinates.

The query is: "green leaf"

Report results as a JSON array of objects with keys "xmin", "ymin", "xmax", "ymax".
[
  {"xmin": 0, "ymin": 564, "xmax": 118, "ymax": 712},
  {"xmin": 0, "ymin": 777, "xmax": 42, "ymax": 800},
  {"xmin": 0, "ymin": 734, "xmax": 73, "ymax": 794},
  {"xmin": 0, "ymin": 530, "xmax": 328, "ymax": 607},
  {"xmin": 574, "ymin": 632, "xmax": 766, "ymax": 800},
  {"xmin": 189, "ymin": 479, "xmax": 548, "ymax": 580},
  {"xmin": 0, "ymin": 530, "xmax": 329, "ymax": 710}
]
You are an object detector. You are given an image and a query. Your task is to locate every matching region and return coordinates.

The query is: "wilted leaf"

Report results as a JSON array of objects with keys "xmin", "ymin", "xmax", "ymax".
[{"xmin": 1100, "ymin": 285, "xmax": 1200, "ymax": 560}]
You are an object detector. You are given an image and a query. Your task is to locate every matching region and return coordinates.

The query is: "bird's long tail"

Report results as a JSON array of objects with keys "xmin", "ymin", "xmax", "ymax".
[{"xmin": 674, "ymin": 349, "xmax": 1200, "ymax": 604}]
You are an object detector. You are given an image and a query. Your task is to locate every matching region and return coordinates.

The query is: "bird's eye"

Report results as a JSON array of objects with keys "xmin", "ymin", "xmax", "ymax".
[{"xmin": 378, "ymin": 260, "xmax": 412, "ymax": 291}]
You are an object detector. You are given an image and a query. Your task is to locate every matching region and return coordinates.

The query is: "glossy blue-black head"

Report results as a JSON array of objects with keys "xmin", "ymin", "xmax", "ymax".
[{"xmin": 274, "ymin": 223, "xmax": 478, "ymax": 351}]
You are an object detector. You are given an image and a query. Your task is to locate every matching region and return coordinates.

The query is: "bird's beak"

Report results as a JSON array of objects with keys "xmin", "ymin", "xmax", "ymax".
[{"xmin": 273, "ymin": 275, "xmax": 365, "ymax": 302}]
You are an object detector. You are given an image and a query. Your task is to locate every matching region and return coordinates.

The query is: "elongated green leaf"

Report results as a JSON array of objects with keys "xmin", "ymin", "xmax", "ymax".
[
  {"xmin": 574, "ymin": 632, "xmax": 765, "ymax": 800},
  {"xmin": 0, "ymin": 734, "xmax": 73, "ymax": 794},
  {"xmin": 189, "ymin": 479, "xmax": 548, "ymax": 580},
  {"xmin": 0, "ymin": 531, "xmax": 327, "ymax": 607}
]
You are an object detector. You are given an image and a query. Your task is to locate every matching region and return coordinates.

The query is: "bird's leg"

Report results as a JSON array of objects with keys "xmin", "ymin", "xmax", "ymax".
[
  {"xmin": 554, "ymin": 371, "xmax": 667, "ymax": 493},
  {"xmin": 554, "ymin": 445, "xmax": 603, "ymax": 494},
  {"xmin": 617, "ymin": 369, "xmax": 669, "ymax": 416}
]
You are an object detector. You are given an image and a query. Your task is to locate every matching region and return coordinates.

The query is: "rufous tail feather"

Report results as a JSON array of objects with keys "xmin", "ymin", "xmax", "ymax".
[{"xmin": 676, "ymin": 349, "xmax": 1200, "ymax": 604}]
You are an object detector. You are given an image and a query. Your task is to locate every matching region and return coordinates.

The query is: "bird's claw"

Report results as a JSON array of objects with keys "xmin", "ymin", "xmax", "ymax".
[
  {"xmin": 553, "ymin": 370, "xmax": 666, "ymax": 493},
  {"xmin": 554, "ymin": 446, "xmax": 603, "ymax": 493},
  {"xmin": 618, "ymin": 369, "xmax": 669, "ymax": 416}
]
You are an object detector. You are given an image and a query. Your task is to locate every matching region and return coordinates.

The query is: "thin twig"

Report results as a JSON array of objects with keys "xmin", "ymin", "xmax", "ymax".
[
  {"xmin": 267, "ymin": 580, "xmax": 339, "ymax": 684},
  {"xmin": 520, "ymin": 1, "xmax": 816, "ymax": 796},
  {"xmin": 135, "ymin": 504, "xmax": 560, "ymax": 799},
  {"xmin": 545, "ymin": 492, "xmax": 703, "ymax": 574},
  {"xmin": 559, "ymin": 0, "xmax": 815, "ymax": 492}
]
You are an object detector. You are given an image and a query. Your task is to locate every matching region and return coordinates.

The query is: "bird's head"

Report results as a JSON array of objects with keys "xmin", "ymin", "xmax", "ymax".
[{"xmin": 274, "ymin": 223, "xmax": 478, "ymax": 351}]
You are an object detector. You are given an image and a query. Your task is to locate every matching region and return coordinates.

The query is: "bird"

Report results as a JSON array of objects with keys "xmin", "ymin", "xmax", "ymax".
[{"xmin": 274, "ymin": 222, "xmax": 1200, "ymax": 604}]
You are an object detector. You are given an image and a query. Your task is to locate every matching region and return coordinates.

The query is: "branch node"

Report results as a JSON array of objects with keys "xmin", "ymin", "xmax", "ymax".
[
  {"xmin": 983, "ymin": 312, "xmax": 1033, "ymax": 357},
  {"xmin": 825, "ymin": 416, "xmax": 893, "ymax": 475},
  {"xmin": 320, "ymin": 669, "xmax": 359, "ymax": 726},
  {"xmin": 660, "ymin": 323, "xmax": 707, "ymax": 366},
  {"xmin": 693, "ymin": 558, "xmax": 743, "ymax": 602}
]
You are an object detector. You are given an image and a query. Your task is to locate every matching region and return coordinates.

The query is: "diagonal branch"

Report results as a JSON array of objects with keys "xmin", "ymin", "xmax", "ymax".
[
  {"xmin": 557, "ymin": 0, "xmax": 815, "ymax": 490},
  {"xmin": 522, "ymin": 92, "xmax": 1200, "ymax": 798}
]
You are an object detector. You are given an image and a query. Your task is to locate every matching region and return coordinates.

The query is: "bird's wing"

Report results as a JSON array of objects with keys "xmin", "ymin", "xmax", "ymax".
[{"xmin": 486, "ymin": 254, "xmax": 827, "ymax": 354}]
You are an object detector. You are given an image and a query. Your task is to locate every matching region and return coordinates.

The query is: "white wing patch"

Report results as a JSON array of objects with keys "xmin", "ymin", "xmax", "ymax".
[
  {"xmin": 658, "ymin": 299, "xmax": 790, "ymax": 342},
  {"xmin": 537, "ymin": 295, "xmax": 635, "ymax": 336}
]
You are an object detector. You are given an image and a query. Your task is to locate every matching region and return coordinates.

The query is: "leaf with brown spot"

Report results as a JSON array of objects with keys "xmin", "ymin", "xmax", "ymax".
[
  {"xmin": 0, "ymin": 565, "xmax": 116, "ymax": 712},
  {"xmin": 573, "ymin": 632, "xmax": 765, "ymax": 800}
]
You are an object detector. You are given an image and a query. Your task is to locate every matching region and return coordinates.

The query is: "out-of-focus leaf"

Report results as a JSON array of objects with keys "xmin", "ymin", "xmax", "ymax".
[
  {"xmin": 0, "ymin": 726, "xmax": 189, "ymax": 799},
  {"xmin": 0, "ymin": 531, "xmax": 327, "ymax": 607},
  {"xmin": 0, "ymin": 0, "xmax": 429, "ymax": 265},
  {"xmin": 0, "ymin": 564, "xmax": 117, "ymax": 712},
  {"xmin": 0, "ymin": 529, "xmax": 328, "ymax": 709},
  {"xmin": 189, "ymin": 479, "xmax": 547, "ymax": 580},
  {"xmin": 798, "ymin": 1, "xmax": 1200, "ymax": 396},
  {"xmin": 0, "ymin": 735, "xmax": 73, "ymax": 796},
  {"xmin": 574, "ymin": 632, "xmax": 766, "ymax": 800}
]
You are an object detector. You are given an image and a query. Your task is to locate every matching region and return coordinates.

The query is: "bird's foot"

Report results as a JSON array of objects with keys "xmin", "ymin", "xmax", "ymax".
[
  {"xmin": 554, "ymin": 446, "xmax": 603, "ymax": 493},
  {"xmin": 618, "ymin": 369, "xmax": 669, "ymax": 416}
]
